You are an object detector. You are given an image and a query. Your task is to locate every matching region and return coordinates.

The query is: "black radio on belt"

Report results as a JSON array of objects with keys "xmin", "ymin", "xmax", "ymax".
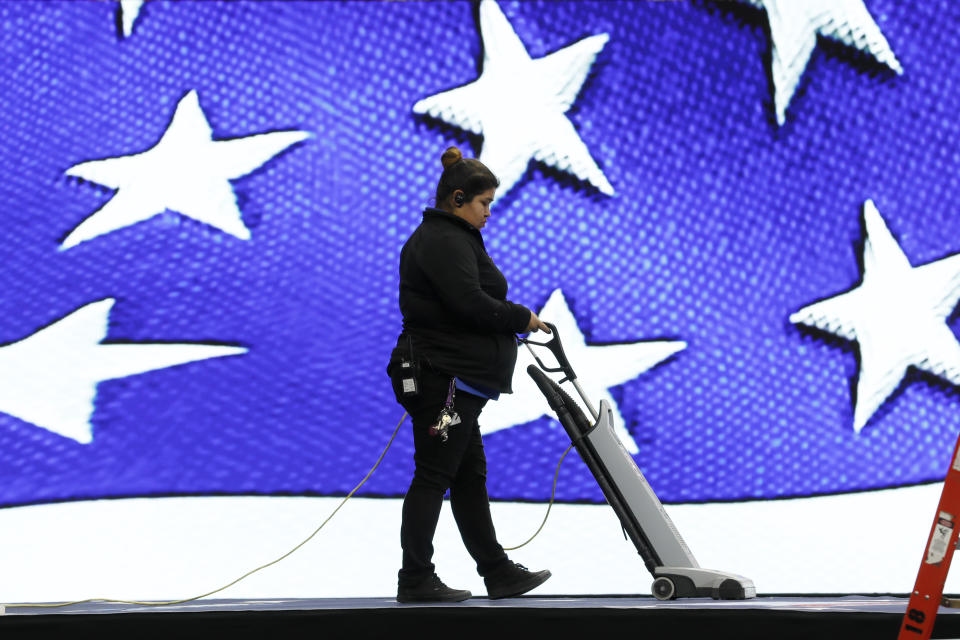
[{"xmin": 400, "ymin": 335, "xmax": 420, "ymax": 397}]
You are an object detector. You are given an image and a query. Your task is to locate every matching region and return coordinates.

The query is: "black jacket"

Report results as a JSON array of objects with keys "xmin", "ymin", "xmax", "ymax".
[{"xmin": 388, "ymin": 208, "xmax": 531, "ymax": 393}]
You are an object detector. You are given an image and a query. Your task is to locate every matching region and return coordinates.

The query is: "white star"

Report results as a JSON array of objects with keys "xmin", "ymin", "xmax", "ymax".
[
  {"xmin": 480, "ymin": 289, "xmax": 685, "ymax": 454},
  {"xmin": 740, "ymin": 0, "xmax": 902, "ymax": 125},
  {"xmin": 118, "ymin": 0, "xmax": 144, "ymax": 38},
  {"xmin": 0, "ymin": 299, "xmax": 247, "ymax": 444},
  {"xmin": 413, "ymin": 0, "xmax": 613, "ymax": 197},
  {"xmin": 63, "ymin": 90, "xmax": 309, "ymax": 249},
  {"xmin": 790, "ymin": 200, "xmax": 960, "ymax": 433}
]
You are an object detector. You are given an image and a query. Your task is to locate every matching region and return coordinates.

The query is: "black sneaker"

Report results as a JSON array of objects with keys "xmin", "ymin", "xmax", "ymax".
[
  {"xmin": 397, "ymin": 574, "xmax": 471, "ymax": 603},
  {"xmin": 484, "ymin": 562, "xmax": 551, "ymax": 599}
]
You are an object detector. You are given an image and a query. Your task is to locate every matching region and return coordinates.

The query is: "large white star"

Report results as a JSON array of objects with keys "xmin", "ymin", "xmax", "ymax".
[
  {"xmin": 790, "ymin": 200, "xmax": 960, "ymax": 433},
  {"xmin": 480, "ymin": 289, "xmax": 685, "ymax": 454},
  {"xmin": 0, "ymin": 299, "xmax": 247, "ymax": 443},
  {"xmin": 740, "ymin": 0, "xmax": 902, "ymax": 125},
  {"xmin": 63, "ymin": 90, "xmax": 309, "ymax": 249},
  {"xmin": 413, "ymin": 0, "xmax": 613, "ymax": 197}
]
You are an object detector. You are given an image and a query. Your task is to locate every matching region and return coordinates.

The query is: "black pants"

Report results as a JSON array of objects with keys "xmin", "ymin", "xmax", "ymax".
[{"xmin": 391, "ymin": 367, "xmax": 509, "ymax": 587}]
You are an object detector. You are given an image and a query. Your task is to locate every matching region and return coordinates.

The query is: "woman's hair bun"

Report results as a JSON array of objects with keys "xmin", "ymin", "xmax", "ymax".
[
  {"xmin": 433, "ymin": 146, "xmax": 499, "ymax": 206},
  {"xmin": 441, "ymin": 146, "xmax": 463, "ymax": 170}
]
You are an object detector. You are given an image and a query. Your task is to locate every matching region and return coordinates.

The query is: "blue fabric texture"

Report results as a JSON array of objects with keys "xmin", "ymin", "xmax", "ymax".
[{"xmin": 0, "ymin": 1, "xmax": 956, "ymax": 506}]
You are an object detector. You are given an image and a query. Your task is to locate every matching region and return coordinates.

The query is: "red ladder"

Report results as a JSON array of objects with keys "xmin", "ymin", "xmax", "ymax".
[{"xmin": 898, "ymin": 432, "xmax": 960, "ymax": 639}]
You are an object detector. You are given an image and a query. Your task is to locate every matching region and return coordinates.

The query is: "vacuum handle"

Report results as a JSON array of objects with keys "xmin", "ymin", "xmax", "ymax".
[{"xmin": 523, "ymin": 321, "xmax": 577, "ymax": 382}]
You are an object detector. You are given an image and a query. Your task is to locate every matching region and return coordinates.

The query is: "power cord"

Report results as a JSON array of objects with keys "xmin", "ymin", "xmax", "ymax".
[
  {"xmin": 504, "ymin": 443, "xmax": 574, "ymax": 551},
  {"xmin": 3, "ymin": 411, "xmax": 572, "ymax": 610}
]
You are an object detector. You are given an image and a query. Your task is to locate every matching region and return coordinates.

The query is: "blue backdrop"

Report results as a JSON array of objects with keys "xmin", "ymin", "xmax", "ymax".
[{"xmin": 0, "ymin": 0, "xmax": 956, "ymax": 507}]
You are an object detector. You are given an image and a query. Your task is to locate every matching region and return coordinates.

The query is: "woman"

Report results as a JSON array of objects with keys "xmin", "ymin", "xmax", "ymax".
[{"xmin": 387, "ymin": 146, "xmax": 552, "ymax": 603}]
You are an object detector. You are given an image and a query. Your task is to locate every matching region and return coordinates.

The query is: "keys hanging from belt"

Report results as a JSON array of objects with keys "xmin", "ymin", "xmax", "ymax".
[{"xmin": 429, "ymin": 378, "xmax": 461, "ymax": 442}]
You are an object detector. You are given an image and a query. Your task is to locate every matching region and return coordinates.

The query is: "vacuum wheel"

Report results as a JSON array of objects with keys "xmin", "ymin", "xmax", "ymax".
[{"xmin": 651, "ymin": 576, "xmax": 676, "ymax": 601}]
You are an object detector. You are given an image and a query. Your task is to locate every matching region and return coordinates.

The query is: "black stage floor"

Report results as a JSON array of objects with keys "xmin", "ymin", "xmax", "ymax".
[{"xmin": 2, "ymin": 595, "xmax": 959, "ymax": 639}]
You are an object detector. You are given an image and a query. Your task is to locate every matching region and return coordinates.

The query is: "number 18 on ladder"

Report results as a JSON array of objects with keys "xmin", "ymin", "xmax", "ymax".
[{"xmin": 898, "ymin": 433, "xmax": 960, "ymax": 640}]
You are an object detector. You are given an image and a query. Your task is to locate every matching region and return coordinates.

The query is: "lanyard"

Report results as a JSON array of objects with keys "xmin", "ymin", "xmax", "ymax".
[
  {"xmin": 430, "ymin": 378, "xmax": 460, "ymax": 442},
  {"xmin": 444, "ymin": 378, "xmax": 456, "ymax": 409}
]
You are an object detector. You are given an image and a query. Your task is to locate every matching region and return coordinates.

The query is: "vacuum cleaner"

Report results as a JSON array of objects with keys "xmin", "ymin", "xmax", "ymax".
[{"xmin": 522, "ymin": 323, "xmax": 756, "ymax": 601}]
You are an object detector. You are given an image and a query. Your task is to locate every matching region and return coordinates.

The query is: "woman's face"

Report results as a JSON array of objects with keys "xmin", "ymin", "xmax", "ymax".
[{"xmin": 454, "ymin": 188, "xmax": 496, "ymax": 231}]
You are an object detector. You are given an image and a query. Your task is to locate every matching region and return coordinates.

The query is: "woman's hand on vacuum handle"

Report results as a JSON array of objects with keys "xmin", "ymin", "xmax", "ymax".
[{"xmin": 527, "ymin": 310, "xmax": 551, "ymax": 334}]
